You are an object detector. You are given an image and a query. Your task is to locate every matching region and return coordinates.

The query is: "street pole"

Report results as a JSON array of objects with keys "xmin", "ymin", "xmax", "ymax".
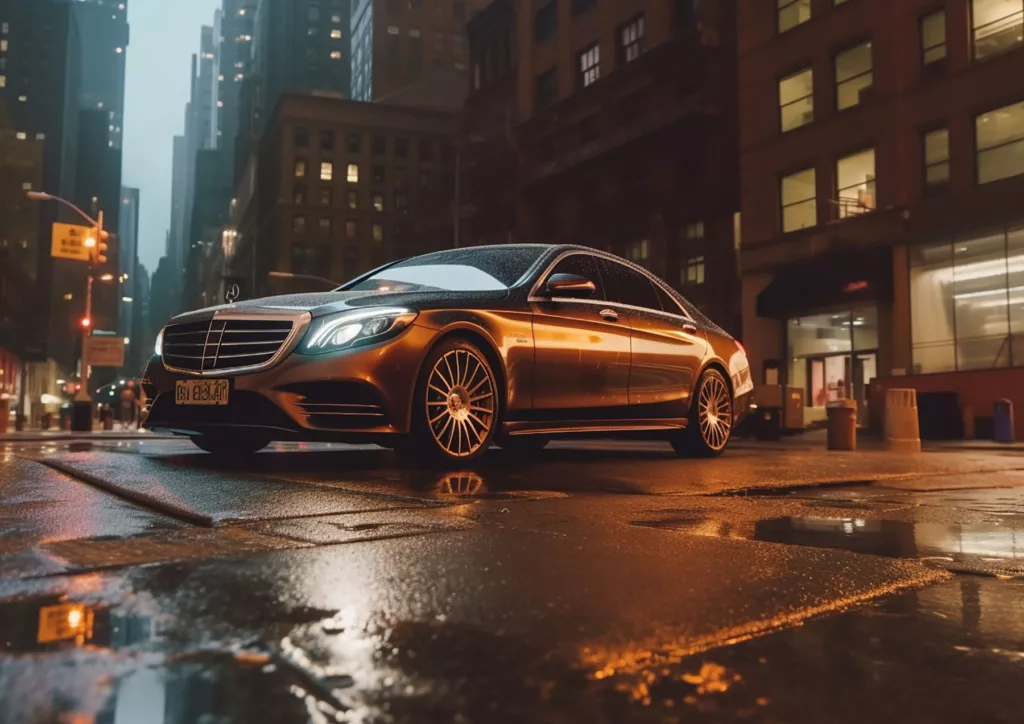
[{"xmin": 454, "ymin": 142, "xmax": 461, "ymax": 249}]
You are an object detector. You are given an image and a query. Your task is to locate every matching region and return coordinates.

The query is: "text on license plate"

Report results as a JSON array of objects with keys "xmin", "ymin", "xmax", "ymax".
[{"xmin": 175, "ymin": 379, "xmax": 230, "ymax": 405}]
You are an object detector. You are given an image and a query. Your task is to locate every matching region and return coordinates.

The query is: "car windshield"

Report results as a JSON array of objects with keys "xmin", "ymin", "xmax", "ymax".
[{"xmin": 348, "ymin": 246, "xmax": 547, "ymax": 293}]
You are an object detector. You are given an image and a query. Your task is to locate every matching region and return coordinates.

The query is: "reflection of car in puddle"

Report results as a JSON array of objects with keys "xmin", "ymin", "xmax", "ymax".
[{"xmin": 433, "ymin": 471, "xmax": 486, "ymax": 498}]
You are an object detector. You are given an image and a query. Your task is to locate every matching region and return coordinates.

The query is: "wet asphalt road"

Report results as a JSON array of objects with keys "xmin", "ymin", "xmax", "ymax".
[{"xmin": 1, "ymin": 437, "xmax": 1023, "ymax": 723}]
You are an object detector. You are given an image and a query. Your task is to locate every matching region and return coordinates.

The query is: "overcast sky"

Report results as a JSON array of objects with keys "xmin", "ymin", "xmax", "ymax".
[{"xmin": 122, "ymin": 0, "xmax": 220, "ymax": 275}]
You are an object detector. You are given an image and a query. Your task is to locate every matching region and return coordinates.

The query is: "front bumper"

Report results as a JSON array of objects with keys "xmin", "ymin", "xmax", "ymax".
[{"xmin": 142, "ymin": 323, "xmax": 441, "ymax": 440}]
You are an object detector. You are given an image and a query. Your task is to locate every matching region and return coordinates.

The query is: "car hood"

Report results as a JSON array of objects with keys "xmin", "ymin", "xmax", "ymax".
[{"xmin": 168, "ymin": 288, "xmax": 510, "ymax": 323}]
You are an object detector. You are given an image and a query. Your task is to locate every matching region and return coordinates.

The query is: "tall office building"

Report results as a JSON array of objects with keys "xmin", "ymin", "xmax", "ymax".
[
  {"xmin": 71, "ymin": 0, "xmax": 130, "ymax": 150},
  {"xmin": 350, "ymin": 0, "xmax": 489, "ymax": 102},
  {"xmin": 217, "ymin": 0, "xmax": 257, "ymax": 177}
]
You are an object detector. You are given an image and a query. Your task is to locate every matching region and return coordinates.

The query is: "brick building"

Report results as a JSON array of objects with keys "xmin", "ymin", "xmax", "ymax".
[
  {"xmin": 229, "ymin": 93, "xmax": 458, "ymax": 298},
  {"xmin": 465, "ymin": 0, "xmax": 741, "ymax": 333},
  {"xmin": 738, "ymin": 0, "xmax": 1024, "ymax": 432}
]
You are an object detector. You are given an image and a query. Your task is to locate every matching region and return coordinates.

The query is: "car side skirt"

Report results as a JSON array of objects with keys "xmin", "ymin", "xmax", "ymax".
[{"xmin": 502, "ymin": 418, "xmax": 687, "ymax": 437}]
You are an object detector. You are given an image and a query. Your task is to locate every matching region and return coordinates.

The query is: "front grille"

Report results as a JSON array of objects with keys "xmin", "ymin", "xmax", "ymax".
[{"xmin": 162, "ymin": 318, "xmax": 295, "ymax": 373}]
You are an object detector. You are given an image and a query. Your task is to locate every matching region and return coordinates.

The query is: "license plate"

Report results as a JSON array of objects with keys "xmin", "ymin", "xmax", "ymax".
[
  {"xmin": 175, "ymin": 379, "xmax": 230, "ymax": 405},
  {"xmin": 37, "ymin": 603, "xmax": 92, "ymax": 644}
]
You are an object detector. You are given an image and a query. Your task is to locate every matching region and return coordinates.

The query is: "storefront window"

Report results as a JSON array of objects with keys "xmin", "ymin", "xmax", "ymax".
[{"xmin": 910, "ymin": 226, "xmax": 1024, "ymax": 373}]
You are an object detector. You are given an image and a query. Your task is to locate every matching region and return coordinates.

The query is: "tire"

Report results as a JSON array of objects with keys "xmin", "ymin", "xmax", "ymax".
[
  {"xmin": 190, "ymin": 434, "xmax": 270, "ymax": 456},
  {"xmin": 671, "ymin": 368, "xmax": 733, "ymax": 458},
  {"xmin": 401, "ymin": 337, "xmax": 500, "ymax": 465},
  {"xmin": 498, "ymin": 436, "xmax": 549, "ymax": 454}
]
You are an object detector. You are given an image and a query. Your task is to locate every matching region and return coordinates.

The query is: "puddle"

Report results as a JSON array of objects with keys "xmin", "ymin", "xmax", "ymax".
[{"xmin": 636, "ymin": 516, "xmax": 1024, "ymax": 577}]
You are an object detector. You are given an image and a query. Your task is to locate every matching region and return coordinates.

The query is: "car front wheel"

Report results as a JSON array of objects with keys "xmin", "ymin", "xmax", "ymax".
[
  {"xmin": 190, "ymin": 434, "xmax": 270, "ymax": 457},
  {"xmin": 672, "ymin": 368, "xmax": 733, "ymax": 458},
  {"xmin": 402, "ymin": 337, "xmax": 499, "ymax": 465}
]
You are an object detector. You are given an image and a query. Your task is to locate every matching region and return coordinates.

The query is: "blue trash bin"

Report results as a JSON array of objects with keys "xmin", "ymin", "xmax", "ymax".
[{"xmin": 993, "ymin": 399, "xmax": 1015, "ymax": 443}]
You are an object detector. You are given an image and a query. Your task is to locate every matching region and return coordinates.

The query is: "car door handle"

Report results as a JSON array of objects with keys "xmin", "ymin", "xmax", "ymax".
[
  {"xmin": 599, "ymin": 309, "xmax": 619, "ymax": 322},
  {"xmin": 682, "ymin": 321, "xmax": 698, "ymax": 334}
]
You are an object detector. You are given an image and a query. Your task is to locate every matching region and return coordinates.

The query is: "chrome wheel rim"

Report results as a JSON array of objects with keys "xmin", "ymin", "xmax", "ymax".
[
  {"xmin": 698, "ymin": 373, "xmax": 732, "ymax": 451},
  {"xmin": 426, "ymin": 349, "xmax": 496, "ymax": 457}
]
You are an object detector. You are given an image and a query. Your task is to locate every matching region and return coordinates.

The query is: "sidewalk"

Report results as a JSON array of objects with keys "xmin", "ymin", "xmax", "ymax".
[
  {"xmin": 732, "ymin": 427, "xmax": 1024, "ymax": 453},
  {"xmin": 0, "ymin": 427, "xmax": 176, "ymax": 442}
]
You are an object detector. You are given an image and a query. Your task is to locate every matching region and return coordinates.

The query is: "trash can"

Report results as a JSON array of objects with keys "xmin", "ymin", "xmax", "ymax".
[
  {"xmin": 826, "ymin": 399, "xmax": 858, "ymax": 451},
  {"xmin": 994, "ymin": 399, "xmax": 1015, "ymax": 443},
  {"xmin": 71, "ymin": 401, "xmax": 93, "ymax": 432},
  {"xmin": 885, "ymin": 388, "xmax": 921, "ymax": 453}
]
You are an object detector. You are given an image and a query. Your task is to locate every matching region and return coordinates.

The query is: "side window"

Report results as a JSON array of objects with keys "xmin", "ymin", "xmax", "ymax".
[
  {"xmin": 653, "ymin": 283, "xmax": 684, "ymax": 316},
  {"xmin": 600, "ymin": 259, "xmax": 661, "ymax": 311},
  {"xmin": 546, "ymin": 254, "xmax": 606, "ymax": 300}
]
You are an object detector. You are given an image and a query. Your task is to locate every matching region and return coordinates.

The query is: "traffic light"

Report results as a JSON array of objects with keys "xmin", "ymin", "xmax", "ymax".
[
  {"xmin": 93, "ymin": 229, "xmax": 110, "ymax": 265},
  {"xmin": 81, "ymin": 317, "xmax": 91, "ymax": 328}
]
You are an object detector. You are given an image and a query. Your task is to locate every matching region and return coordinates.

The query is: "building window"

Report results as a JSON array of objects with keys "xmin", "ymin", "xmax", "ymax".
[
  {"xmin": 619, "ymin": 15, "xmax": 644, "ymax": 64},
  {"xmin": 911, "ymin": 227, "xmax": 1024, "ymax": 372},
  {"xmin": 976, "ymin": 101, "xmax": 1024, "ymax": 184},
  {"xmin": 433, "ymin": 32, "xmax": 445, "ymax": 51},
  {"xmin": 572, "ymin": 0, "xmax": 597, "ymax": 17},
  {"xmin": 835, "ymin": 41, "xmax": 873, "ymax": 111},
  {"xmin": 319, "ymin": 218, "xmax": 332, "ymax": 234},
  {"xmin": 577, "ymin": 44, "xmax": 600, "ymax": 89},
  {"xmin": 331, "ymin": 29, "xmax": 343, "ymax": 39},
  {"xmin": 346, "ymin": 221, "xmax": 358, "ymax": 238},
  {"xmin": 320, "ymin": 131, "xmax": 334, "ymax": 151},
  {"xmin": 972, "ymin": 0, "xmax": 1023, "ymax": 61},
  {"xmin": 921, "ymin": 10, "xmax": 947, "ymax": 69},
  {"xmin": 683, "ymin": 221, "xmax": 705, "ymax": 240},
  {"xmin": 779, "ymin": 67, "xmax": 814, "ymax": 132},
  {"xmin": 291, "ymin": 245, "xmax": 329, "ymax": 276},
  {"xmin": 781, "ymin": 168, "xmax": 817, "ymax": 232},
  {"xmin": 320, "ymin": 187, "xmax": 333, "ymax": 205},
  {"xmin": 320, "ymin": 161, "xmax": 333, "ymax": 181},
  {"xmin": 924, "ymin": 127, "xmax": 950, "ymax": 188},
  {"xmin": 835, "ymin": 149, "xmax": 876, "ymax": 218},
  {"xmin": 294, "ymin": 159, "xmax": 307, "ymax": 178},
  {"xmin": 625, "ymin": 240, "xmax": 649, "ymax": 268},
  {"xmin": 395, "ymin": 192, "xmax": 409, "ymax": 210},
  {"xmin": 778, "ymin": 0, "xmax": 811, "ymax": 33},
  {"xmin": 453, "ymin": 35, "xmax": 465, "ymax": 53},
  {"xmin": 294, "ymin": 184, "xmax": 307, "ymax": 205},
  {"xmin": 683, "ymin": 256, "xmax": 706, "ymax": 286},
  {"xmin": 373, "ymin": 223, "xmax": 384, "ymax": 242},
  {"xmin": 294, "ymin": 216, "xmax": 307, "ymax": 234},
  {"xmin": 536, "ymin": 67, "xmax": 558, "ymax": 108},
  {"xmin": 373, "ymin": 193, "xmax": 385, "ymax": 211},
  {"xmin": 331, "ymin": 51, "xmax": 342, "ymax": 60},
  {"xmin": 387, "ymin": 25, "xmax": 399, "ymax": 35},
  {"xmin": 395, "ymin": 137, "xmax": 409, "ymax": 158},
  {"xmin": 373, "ymin": 136, "xmax": 386, "ymax": 155},
  {"xmin": 347, "ymin": 190, "xmax": 359, "ymax": 210},
  {"xmin": 347, "ymin": 163, "xmax": 360, "ymax": 183},
  {"xmin": 347, "ymin": 133, "xmax": 361, "ymax": 153},
  {"xmin": 535, "ymin": 2, "xmax": 557, "ymax": 44},
  {"xmin": 294, "ymin": 127, "xmax": 309, "ymax": 147},
  {"xmin": 373, "ymin": 165, "xmax": 386, "ymax": 184}
]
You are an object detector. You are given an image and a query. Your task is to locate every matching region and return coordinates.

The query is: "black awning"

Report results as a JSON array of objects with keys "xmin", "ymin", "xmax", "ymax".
[{"xmin": 756, "ymin": 247, "xmax": 893, "ymax": 319}]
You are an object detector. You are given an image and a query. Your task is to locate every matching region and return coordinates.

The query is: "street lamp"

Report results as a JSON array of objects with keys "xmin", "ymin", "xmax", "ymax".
[{"xmin": 26, "ymin": 190, "xmax": 109, "ymax": 432}]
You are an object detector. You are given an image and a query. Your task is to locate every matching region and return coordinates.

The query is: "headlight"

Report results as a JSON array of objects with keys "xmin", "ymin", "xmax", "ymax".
[
  {"xmin": 301, "ymin": 307, "xmax": 417, "ymax": 354},
  {"xmin": 154, "ymin": 328, "xmax": 164, "ymax": 357}
]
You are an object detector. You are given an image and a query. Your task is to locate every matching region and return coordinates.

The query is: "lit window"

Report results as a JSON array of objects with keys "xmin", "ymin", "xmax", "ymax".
[
  {"xmin": 347, "ymin": 164, "xmax": 359, "ymax": 183},
  {"xmin": 15, "ymin": 132, "xmax": 26, "ymax": 140},
  {"xmin": 778, "ymin": 0, "xmax": 811, "ymax": 33},
  {"xmin": 921, "ymin": 10, "xmax": 947, "ymax": 68},
  {"xmin": 1, "ymin": 22, "xmax": 8, "ymax": 33},
  {"xmin": 924, "ymin": 128, "xmax": 950, "ymax": 187},
  {"xmin": 835, "ymin": 41, "xmax": 873, "ymax": 111},
  {"xmin": 0, "ymin": 76, "xmax": 5, "ymax": 88},
  {"xmin": 976, "ymin": 101, "xmax": 1024, "ymax": 184},
  {"xmin": 409, "ymin": 28, "xmax": 421, "ymax": 38},
  {"xmin": 835, "ymin": 148, "xmax": 876, "ymax": 218},
  {"xmin": 295, "ymin": 159, "xmax": 307, "ymax": 178},
  {"xmin": 387, "ymin": 25, "xmax": 400, "ymax": 35},
  {"xmin": 972, "ymin": 0, "xmax": 1024, "ymax": 60},
  {"xmin": 780, "ymin": 168, "xmax": 817, "ymax": 232},
  {"xmin": 331, "ymin": 29, "xmax": 342, "ymax": 39},
  {"xmin": 683, "ymin": 256, "xmax": 706, "ymax": 286},
  {"xmin": 779, "ymin": 67, "xmax": 813, "ymax": 132},
  {"xmin": 331, "ymin": 51, "xmax": 342, "ymax": 60},
  {"xmin": 683, "ymin": 221, "xmax": 704, "ymax": 240},
  {"xmin": 21, "ymin": 182, "xmax": 30, "ymax": 190},
  {"xmin": 578, "ymin": 44, "xmax": 599, "ymax": 89},
  {"xmin": 373, "ymin": 193, "xmax": 384, "ymax": 211},
  {"xmin": 373, "ymin": 223, "xmax": 383, "ymax": 242},
  {"xmin": 35, "ymin": 132, "xmax": 44, "ymax": 140},
  {"xmin": 0, "ymin": 40, "xmax": 7, "ymax": 52},
  {"xmin": 332, "ymin": 14, "xmax": 342, "ymax": 23},
  {"xmin": 320, "ymin": 162, "xmax": 333, "ymax": 181},
  {"xmin": 620, "ymin": 15, "xmax": 644, "ymax": 63}
]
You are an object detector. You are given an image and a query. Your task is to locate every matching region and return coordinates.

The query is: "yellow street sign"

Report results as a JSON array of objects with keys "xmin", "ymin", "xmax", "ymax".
[
  {"xmin": 51, "ymin": 223, "xmax": 94, "ymax": 262},
  {"xmin": 84, "ymin": 336, "xmax": 125, "ymax": 367}
]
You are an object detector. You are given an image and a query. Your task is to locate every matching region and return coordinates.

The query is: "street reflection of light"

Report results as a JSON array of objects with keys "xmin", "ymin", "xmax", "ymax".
[
  {"xmin": 67, "ymin": 608, "xmax": 82, "ymax": 628},
  {"xmin": 854, "ymin": 519, "xmax": 866, "ymax": 528},
  {"xmin": 842, "ymin": 520, "xmax": 855, "ymax": 534}
]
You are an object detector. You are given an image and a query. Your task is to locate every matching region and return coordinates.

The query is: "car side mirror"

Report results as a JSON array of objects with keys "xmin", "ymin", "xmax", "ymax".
[{"xmin": 545, "ymin": 273, "xmax": 597, "ymax": 298}]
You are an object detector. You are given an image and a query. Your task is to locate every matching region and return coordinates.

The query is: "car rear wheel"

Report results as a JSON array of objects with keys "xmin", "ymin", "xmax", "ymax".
[
  {"xmin": 672, "ymin": 368, "xmax": 733, "ymax": 458},
  {"xmin": 190, "ymin": 434, "xmax": 270, "ymax": 456},
  {"xmin": 402, "ymin": 337, "xmax": 499, "ymax": 465}
]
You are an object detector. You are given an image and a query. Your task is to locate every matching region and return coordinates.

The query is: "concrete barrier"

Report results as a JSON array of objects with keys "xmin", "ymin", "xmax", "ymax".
[
  {"xmin": 885, "ymin": 388, "xmax": 921, "ymax": 453},
  {"xmin": 826, "ymin": 399, "xmax": 857, "ymax": 451}
]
